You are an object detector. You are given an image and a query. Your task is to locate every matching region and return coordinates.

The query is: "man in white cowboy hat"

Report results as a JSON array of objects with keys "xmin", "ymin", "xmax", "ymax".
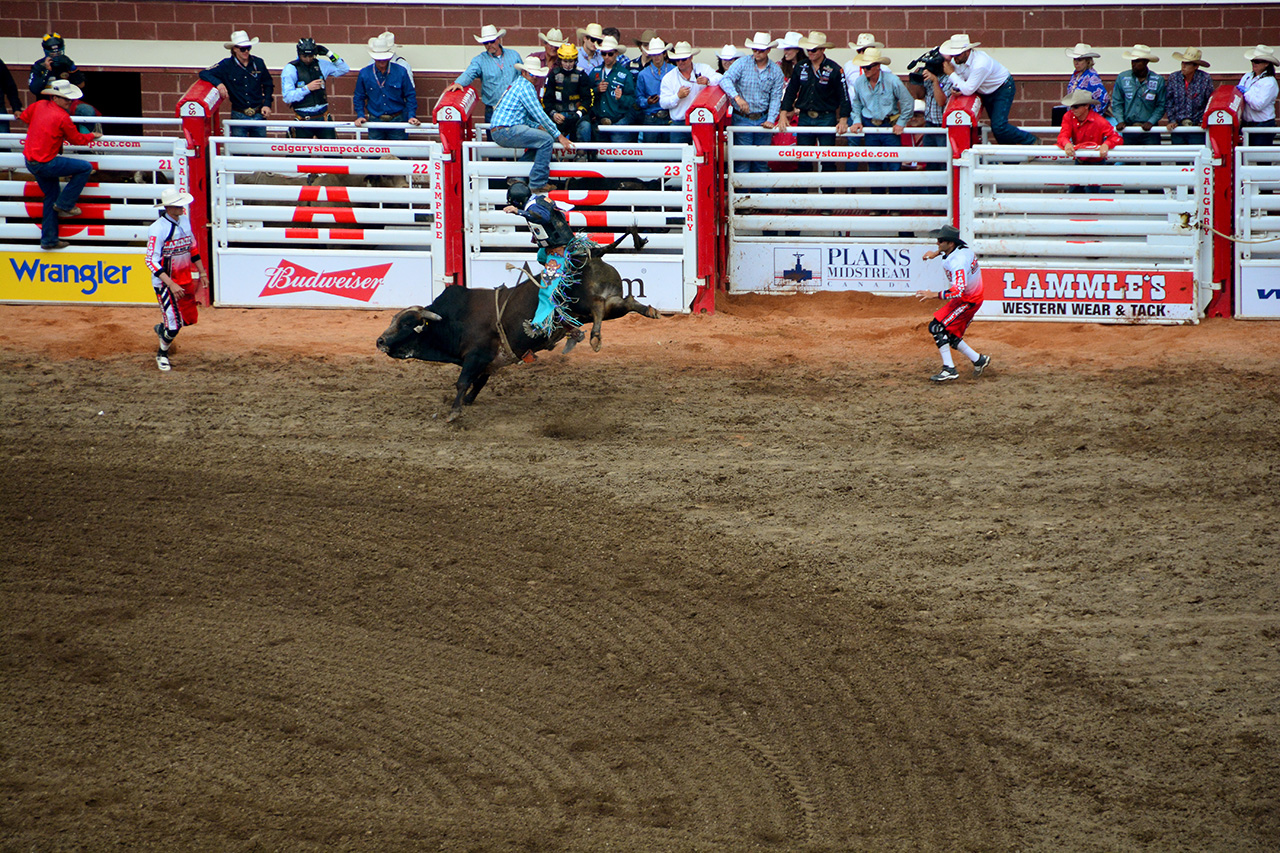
[
  {"xmin": 445, "ymin": 25, "xmax": 522, "ymax": 123},
  {"xmin": 938, "ymin": 33, "xmax": 1037, "ymax": 145},
  {"xmin": 1238, "ymin": 46, "xmax": 1279, "ymax": 146},
  {"xmin": 848, "ymin": 47, "xmax": 914, "ymax": 191},
  {"xmin": 377, "ymin": 31, "xmax": 413, "ymax": 76},
  {"xmin": 489, "ymin": 56, "xmax": 575, "ymax": 194},
  {"xmin": 534, "ymin": 28, "xmax": 568, "ymax": 64},
  {"xmin": 1065, "ymin": 43, "xmax": 1109, "ymax": 117},
  {"xmin": 1112, "ymin": 45, "xmax": 1166, "ymax": 145},
  {"xmin": 842, "ymin": 32, "xmax": 883, "ymax": 97},
  {"xmin": 659, "ymin": 42, "xmax": 721, "ymax": 124},
  {"xmin": 719, "ymin": 32, "xmax": 786, "ymax": 174},
  {"xmin": 634, "ymin": 36, "xmax": 672, "ymax": 139},
  {"xmin": 577, "ymin": 23, "xmax": 606, "ymax": 75},
  {"xmin": 1165, "ymin": 48, "xmax": 1214, "ymax": 145},
  {"xmin": 780, "ymin": 32, "xmax": 850, "ymax": 163},
  {"xmin": 17, "ymin": 78, "xmax": 102, "ymax": 250},
  {"xmin": 353, "ymin": 36, "xmax": 420, "ymax": 140},
  {"xmin": 588, "ymin": 36, "xmax": 636, "ymax": 142},
  {"xmin": 199, "ymin": 31, "xmax": 273, "ymax": 138},
  {"xmin": 146, "ymin": 187, "xmax": 208, "ymax": 372}
]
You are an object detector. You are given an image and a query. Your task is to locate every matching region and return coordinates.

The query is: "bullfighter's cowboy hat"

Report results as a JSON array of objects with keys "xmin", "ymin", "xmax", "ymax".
[
  {"xmin": 1170, "ymin": 47, "xmax": 1210, "ymax": 67},
  {"xmin": 223, "ymin": 30, "xmax": 259, "ymax": 50},
  {"xmin": 744, "ymin": 33, "xmax": 774, "ymax": 52},
  {"xmin": 1065, "ymin": 43, "xmax": 1101, "ymax": 60},
  {"xmin": 929, "ymin": 224, "xmax": 962, "ymax": 243},
  {"xmin": 474, "ymin": 24, "xmax": 506, "ymax": 44},
  {"xmin": 514, "ymin": 56, "xmax": 551, "ymax": 77},
  {"xmin": 939, "ymin": 34, "xmax": 981, "ymax": 56},
  {"xmin": 1061, "ymin": 89, "xmax": 1100, "ymax": 107},
  {"xmin": 798, "ymin": 32, "xmax": 834, "ymax": 51},
  {"xmin": 159, "ymin": 187, "xmax": 195, "ymax": 208},
  {"xmin": 854, "ymin": 47, "xmax": 892, "ymax": 67},
  {"xmin": 1245, "ymin": 45, "xmax": 1280, "ymax": 65},
  {"xmin": 1121, "ymin": 44, "xmax": 1160, "ymax": 62},
  {"xmin": 850, "ymin": 33, "xmax": 884, "ymax": 52},
  {"xmin": 40, "ymin": 78, "xmax": 82, "ymax": 100}
]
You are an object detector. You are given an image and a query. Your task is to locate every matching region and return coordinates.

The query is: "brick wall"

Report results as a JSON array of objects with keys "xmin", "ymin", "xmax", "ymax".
[{"xmin": 4, "ymin": 1, "xmax": 1279, "ymax": 125}]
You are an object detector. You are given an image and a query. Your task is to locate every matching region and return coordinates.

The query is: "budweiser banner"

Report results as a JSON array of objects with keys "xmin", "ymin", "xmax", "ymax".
[
  {"xmin": 215, "ymin": 250, "xmax": 435, "ymax": 308},
  {"xmin": 978, "ymin": 267, "xmax": 1198, "ymax": 324}
]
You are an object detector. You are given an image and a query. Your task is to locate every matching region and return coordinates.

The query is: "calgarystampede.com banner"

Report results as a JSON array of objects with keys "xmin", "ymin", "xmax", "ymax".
[
  {"xmin": 268, "ymin": 143, "xmax": 394, "ymax": 156},
  {"xmin": 776, "ymin": 148, "xmax": 908, "ymax": 160}
]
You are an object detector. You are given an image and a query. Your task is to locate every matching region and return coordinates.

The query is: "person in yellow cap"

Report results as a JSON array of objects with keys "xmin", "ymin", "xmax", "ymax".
[{"xmin": 544, "ymin": 42, "xmax": 595, "ymax": 143}]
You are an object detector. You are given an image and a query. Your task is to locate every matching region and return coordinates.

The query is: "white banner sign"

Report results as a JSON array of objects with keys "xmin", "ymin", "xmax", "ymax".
[
  {"xmin": 215, "ymin": 250, "xmax": 436, "ymax": 308},
  {"xmin": 470, "ymin": 255, "xmax": 688, "ymax": 314},
  {"xmin": 731, "ymin": 242, "xmax": 938, "ymax": 294},
  {"xmin": 1238, "ymin": 263, "xmax": 1280, "ymax": 319}
]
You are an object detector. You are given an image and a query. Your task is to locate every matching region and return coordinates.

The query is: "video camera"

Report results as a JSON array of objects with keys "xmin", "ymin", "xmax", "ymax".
[{"xmin": 907, "ymin": 48, "xmax": 945, "ymax": 86}]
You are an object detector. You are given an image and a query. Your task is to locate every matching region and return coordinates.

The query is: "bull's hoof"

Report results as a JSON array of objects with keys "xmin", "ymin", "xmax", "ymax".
[
  {"xmin": 646, "ymin": 307, "xmax": 661, "ymax": 319},
  {"xmin": 445, "ymin": 409, "xmax": 462, "ymax": 423},
  {"xmin": 590, "ymin": 334, "xmax": 602, "ymax": 353}
]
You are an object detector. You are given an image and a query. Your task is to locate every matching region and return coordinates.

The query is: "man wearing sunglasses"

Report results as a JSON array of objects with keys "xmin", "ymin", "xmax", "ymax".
[
  {"xmin": 779, "ymin": 32, "xmax": 849, "ymax": 187},
  {"xmin": 200, "ymin": 31, "xmax": 273, "ymax": 138}
]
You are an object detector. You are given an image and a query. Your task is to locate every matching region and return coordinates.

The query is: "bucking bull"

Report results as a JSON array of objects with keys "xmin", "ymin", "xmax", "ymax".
[{"xmin": 377, "ymin": 230, "xmax": 660, "ymax": 421}]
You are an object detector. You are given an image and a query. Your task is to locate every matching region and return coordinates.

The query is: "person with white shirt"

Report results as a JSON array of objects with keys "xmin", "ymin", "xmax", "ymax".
[
  {"xmin": 938, "ymin": 33, "xmax": 1037, "ymax": 145},
  {"xmin": 659, "ymin": 41, "xmax": 721, "ymax": 123},
  {"xmin": 842, "ymin": 32, "xmax": 882, "ymax": 105},
  {"xmin": 1239, "ymin": 45, "xmax": 1279, "ymax": 146}
]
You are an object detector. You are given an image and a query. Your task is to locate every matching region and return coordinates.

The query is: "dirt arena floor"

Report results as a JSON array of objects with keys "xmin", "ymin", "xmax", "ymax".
[{"xmin": 2, "ymin": 293, "xmax": 1278, "ymax": 852}]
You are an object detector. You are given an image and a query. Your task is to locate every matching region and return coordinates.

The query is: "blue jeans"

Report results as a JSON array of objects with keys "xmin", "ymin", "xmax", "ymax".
[
  {"xmin": 490, "ymin": 124, "xmax": 556, "ymax": 188},
  {"xmin": 979, "ymin": 77, "xmax": 1037, "ymax": 145},
  {"xmin": 26, "ymin": 156, "xmax": 94, "ymax": 248},
  {"xmin": 731, "ymin": 117, "xmax": 771, "ymax": 173},
  {"xmin": 639, "ymin": 112, "xmax": 671, "ymax": 144},
  {"xmin": 860, "ymin": 118, "xmax": 901, "ymax": 193},
  {"xmin": 229, "ymin": 111, "xmax": 267, "ymax": 138}
]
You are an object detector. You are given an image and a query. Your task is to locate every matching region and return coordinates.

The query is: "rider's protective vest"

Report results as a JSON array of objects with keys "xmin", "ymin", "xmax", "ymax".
[{"xmin": 517, "ymin": 196, "xmax": 575, "ymax": 249}]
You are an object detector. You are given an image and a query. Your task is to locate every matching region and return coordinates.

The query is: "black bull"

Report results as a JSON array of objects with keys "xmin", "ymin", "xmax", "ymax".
[{"xmin": 376, "ymin": 235, "xmax": 660, "ymax": 420}]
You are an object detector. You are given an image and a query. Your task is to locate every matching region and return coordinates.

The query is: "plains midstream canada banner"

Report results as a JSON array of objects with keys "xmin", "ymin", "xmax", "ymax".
[
  {"xmin": 730, "ymin": 243, "xmax": 937, "ymax": 294},
  {"xmin": 2, "ymin": 251, "xmax": 155, "ymax": 304}
]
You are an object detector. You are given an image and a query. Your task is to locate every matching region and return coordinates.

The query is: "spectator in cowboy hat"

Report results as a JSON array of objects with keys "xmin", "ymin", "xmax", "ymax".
[
  {"xmin": 17, "ymin": 78, "xmax": 102, "ymax": 250},
  {"xmin": 489, "ymin": 56, "xmax": 575, "ymax": 194},
  {"xmin": 715, "ymin": 44, "xmax": 741, "ymax": 75},
  {"xmin": 445, "ymin": 24, "xmax": 522, "ymax": 123},
  {"xmin": 718, "ymin": 32, "xmax": 786, "ymax": 175},
  {"xmin": 842, "ymin": 32, "xmax": 883, "ymax": 97},
  {"xmin": 660, "ymin": 41, "xmax": 721, "ymax": 124},
  {"xmin": 578, "ymin": 23, "xmax": 606, "ymax": 75},
  {"xmin": 1065, "ymin": 43, "xmax": 1109, "ymax": 117},
  {"xmin": 1112, "ymin": 44, "xmax": 1166, "ymax": 146},
  {"xmin": 1057, "ymin": 89, "xmax": 1123, "ymax": 193},
  {"xmin": 776, "ymin": 32, "xmax": 804, "ymax": 81},
  {"xmin": 780, "ymin": 32, "xmax": 850, "ymax": 145},
  {"xmin": 635, "ymin": 36, "xmax": 672, "ymax": 140},
  {"xmin": 632, "ymin": 29, "xmax": 661, "ymax": 70},
  {"xmin": 377, "ymin": 31, "xmax": 413, "ymax": 75},
  {"xmin": 1165, "ymin": 48, "xmax": 1214, "ymax": 145},
  {"xmin": 199, "ymin": 30, "xmax": 273, "ymax": 138},
  {"xmin": 589, "ymin": 35, "xmax": 637, "ymax": 142},
  {"xmin": 353, "ymin": 35, "xmax": 420, "ymax": 140},
  {"xmin": 939, "ymin": 33, "xmax": 1038, "ymax": 145},
  {"xmin": 531, "ymin": 28, "xmax": 568, "ymax": 64},
  {"xmin": 848, "ymin": 46, "xmax": 914, "ymax": 192},
  {"xmin": 1238, "ymin": 45, "xmax": 1279, "ymax": 146}
]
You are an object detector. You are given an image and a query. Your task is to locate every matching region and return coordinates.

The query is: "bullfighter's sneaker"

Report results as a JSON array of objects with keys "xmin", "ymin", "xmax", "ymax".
[{"xmin": 930, "ymin": 365, "xmax": 959, "ymax": 382}]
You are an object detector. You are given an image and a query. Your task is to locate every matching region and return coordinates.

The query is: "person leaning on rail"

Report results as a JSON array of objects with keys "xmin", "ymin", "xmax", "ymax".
[
  {"xmin": 1057, "ymin": 89, "xmax": 1123, "ymax": 194},
  {"xmin": 1112, "ymin": 45, "xmax": 1166, "ymax": 147},
  {"xmin": 847, "ymin": 47, "xmax": 914, "ymax": 194},
  {"xmin": 353, "ymin": 36, "xmax": 420, "ymax": 141},
  {"xmin": 1238, "ymin": 45, "xmax": 1279, "ymax": 147},
  {"xmin": 1164, "ymin": 48, "xmax": 1214, "ymax": 147},
  {"xmin": 938, "ymin": 33, "xmax": 1037, "ymax": 146},
  {"xmin": 718, "ymin": 32, "xmax": 786, "ymax": 175},
  {"xmin": 199, "ymin": 31, "xmax": 273, "ymax": 138}
]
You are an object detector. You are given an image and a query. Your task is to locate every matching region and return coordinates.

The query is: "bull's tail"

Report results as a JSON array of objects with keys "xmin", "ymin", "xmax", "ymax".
[{"xmin": 589, "ymin": 226, "xmax": 648, "ymax": 259}]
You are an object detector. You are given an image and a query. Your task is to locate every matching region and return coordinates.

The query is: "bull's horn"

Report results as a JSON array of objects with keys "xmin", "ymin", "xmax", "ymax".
[{"xmin": 417, "ymin": 308, "xmax": 443, "ymax": 323}]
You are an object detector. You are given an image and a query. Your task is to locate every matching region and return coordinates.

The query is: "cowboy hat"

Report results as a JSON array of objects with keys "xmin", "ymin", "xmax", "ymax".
[
  {"xmin": 1065, "ymin": 43, "xmax": 1100, "ymax": 60},
  {"xmin": 514, "ymin": 56, "xmax": 551, "ymax": 77},
  {"xmin": 1061, "ymin": 89, "xmax": 1099, "ymax": 107},
  {"xmin": 578, "ymin": 23, "xmax": 605, "ymax": 41},
  {"xmin": 634, "ymin": 28, "xmax": 659, "ymax": 48},
  {"xmin": 223, "ymin": 30, "xmax": 258, "ymax": 50},
  {"xmin": 378, "ymin": 31, "xmax": 399, "ymax": 47},
  {"xmin": 539, "ymin": 28, "xmax": 566, "ymax": 47},
  {"xmin": 850, "ymin": 33, "xmax": 883, "ymax": 52},
  {"xmin": 159, "ymin": 187, "xmax": 195, "ymax": 208},
  {"xmin": 929, "ymin": 224, "xmax": 962, "ymax": 242},
  {"xmin": 643, "ymin": 36, "xmax": 670, "ymax": 56},
  {"xmin": 1170, "ymin": 47, "xmax": 1210, "ymax": 67},
  {"xmin": 913, "ymin": 99, "xmax": 926, "ymax": 114},
  {"xmin": 716, "ymin": 45, "xmax": 741, "ymax": 62},
  {"xmin": 1121, "ymin": 44, "xmax": 1159, "ymax": 62},
  {"xmin": 598, "ymin": 36, "xmax": 625, "ymax": 54},
  {"xmin": 667, "ymin": 41, "xmax": 700, "ymax": 60},
  {"xmin": 854, "ymin": 47, "xmax": 891, "ymax": 67},
  {"xmin": 1245, "ymin": 45, "xmax": 1280, "ymax": 65},
  {"xmin": 367, "ymin": 36, "xmax": 395, "ymax": 60},
  {"xmin": 775, "ymin": 32, "xmax": 804, "ymax": 50},
  {"xmin": 744, "ymin": 32, "xmax": 774, "ymax": 52},
  {"xmin": 41, "ymin": 78, "xmax": 82, "ymax": 100},
  {"xmin": 798, "ymin": 32, "xmax": 834, "ymax": 50},
  {"xmin": 474, "ymin": 24, "xmax": 506, "ymax": 44},
  {"xmin": 938, "ymin": 34, "xmax": 981, "ymax": 56}
]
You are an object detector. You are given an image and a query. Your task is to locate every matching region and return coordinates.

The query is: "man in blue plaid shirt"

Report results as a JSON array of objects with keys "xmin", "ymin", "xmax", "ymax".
[
  {"xmin": 719, "ymin": 32, "xmax": 786, "ymax": 174},
  {"xmin": 489, "ymin": 57, "xmax": 576, "ymax": 193}
]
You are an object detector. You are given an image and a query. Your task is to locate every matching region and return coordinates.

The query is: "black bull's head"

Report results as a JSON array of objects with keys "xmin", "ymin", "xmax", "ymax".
[{"xmin": 376, "ymin": 307, "xmax": 443, "ymax": 360}]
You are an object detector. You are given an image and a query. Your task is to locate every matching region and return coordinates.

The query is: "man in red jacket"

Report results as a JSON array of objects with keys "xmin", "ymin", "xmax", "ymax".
[
  {"xmin": 1056, "ymin": 89, "xmax": 1123, "ymax": 194},
  {"xmin": 19, "ymin": 78, "xmax": 102, "ymax": 250}
]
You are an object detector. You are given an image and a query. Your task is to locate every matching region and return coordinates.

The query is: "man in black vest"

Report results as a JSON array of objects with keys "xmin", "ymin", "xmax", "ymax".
[{"xmin": 281, "ymin": 38, "xmax": 350, "ymax": 139}]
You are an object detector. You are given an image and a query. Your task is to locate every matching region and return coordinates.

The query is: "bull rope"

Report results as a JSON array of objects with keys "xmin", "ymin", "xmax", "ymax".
[{"xmin": 493, "ymin": 286, "xmax": 522, "ymax": 363}]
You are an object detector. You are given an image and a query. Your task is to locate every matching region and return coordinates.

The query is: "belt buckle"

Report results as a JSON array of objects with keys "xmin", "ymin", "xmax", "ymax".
[
  {"xmin": 242, "ymin": 107, "xmax": 257, "ymax": 116},
  {"xmin": 807, "ymin": 110, "xmax": 820, "ymax": 118},
  {"xmin": 379, "ymin": 113, "xmax": 398, "ymax": 122},
  {"xmin": 600, "ymin": 118, "xmax": 613, "ymax": 125}
]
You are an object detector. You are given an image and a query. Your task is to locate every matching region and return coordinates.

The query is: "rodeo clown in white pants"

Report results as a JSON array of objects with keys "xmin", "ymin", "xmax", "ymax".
[{"xmin": 146, "ymin": 187, "xmax": 208, "ymax": 371}]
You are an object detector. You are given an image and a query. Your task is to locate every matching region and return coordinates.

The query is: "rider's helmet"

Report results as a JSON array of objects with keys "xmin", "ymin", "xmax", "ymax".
[
  {"xmin": 42, "ymin": 33, "xmax": 66, "ymax": 56},
  {"xmin": 557, "ymin": 43, "xmax": 579, "ymax": 61},
  {"xmin": 296, "ymin": 38, "xmax": 318, "ymax": 57},
  {"xmin": 506, "ymin": 182, "xmax": 531, "ymax": 208}
]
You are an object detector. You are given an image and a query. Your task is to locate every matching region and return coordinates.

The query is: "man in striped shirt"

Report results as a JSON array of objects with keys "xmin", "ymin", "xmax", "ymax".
[{"xmin": 489, "ymin": 57, "xmax": 576, "ymax": 194}]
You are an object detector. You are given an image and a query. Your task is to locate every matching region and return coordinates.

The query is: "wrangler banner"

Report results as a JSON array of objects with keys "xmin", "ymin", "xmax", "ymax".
[
  {"xmin": 978, "ymin": 268, "xmax": 1198, "ymax": 324},
  {"xmin": 2, "ymin": 251, "xmax": 155, "ymax": 304}
]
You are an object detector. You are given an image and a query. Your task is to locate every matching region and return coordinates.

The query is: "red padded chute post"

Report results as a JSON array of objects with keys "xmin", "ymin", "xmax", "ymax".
[
  {"xmin": 688, "ymin": 86, "xmax": 729, "ymax": 313},
  {"xmin": 433, "ymin": 86, "xmax": 478, "ymax": 287},
  {"xmin": 1203, "ymin": 86, "xmax": 1243, "ymax": 318},
  {"xmin": 175, "ymin": 80, "xmax": 223, "ymax": 304},
  {"xmin": 944, "ymin": 95, "xmax": 981, "ymax": 228}
]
